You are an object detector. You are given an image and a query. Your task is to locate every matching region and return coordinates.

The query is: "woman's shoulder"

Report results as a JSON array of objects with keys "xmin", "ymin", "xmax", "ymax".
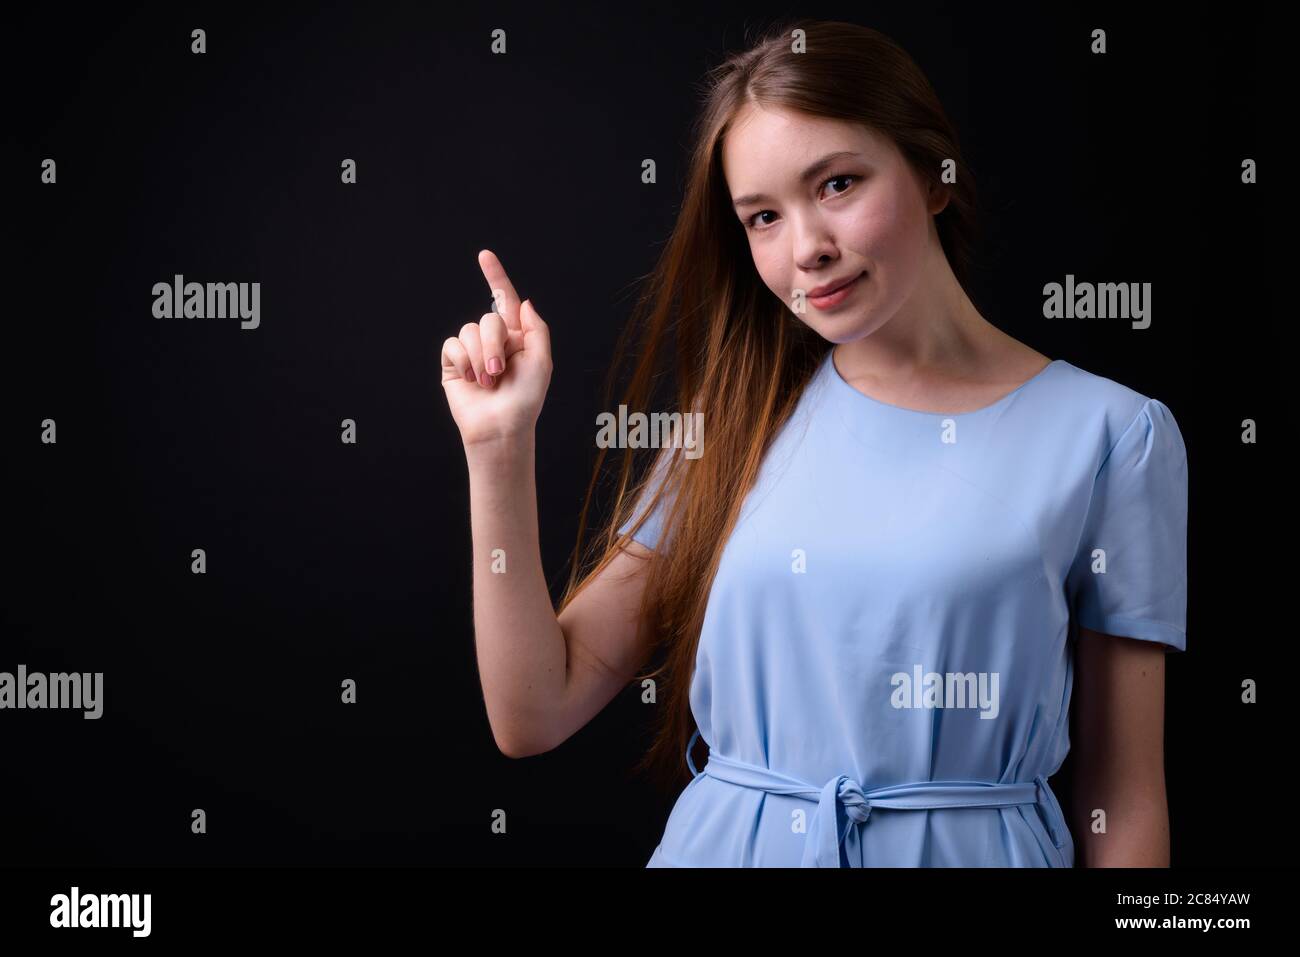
[
  {"xmin": 1038, "ymin": 358, "xmax": 1185, "ymax": 468},
  {"xmin": 1045, "ymin": 357, "xmax": 1163, "ymax": 417}
]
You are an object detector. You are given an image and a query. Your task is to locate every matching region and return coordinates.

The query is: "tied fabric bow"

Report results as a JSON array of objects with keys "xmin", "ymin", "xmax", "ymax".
[
  {"xmin": 685, "ymin": 730, "xmax": 1060, "ymax": 867},
  {"xmin": 807, "ymin": 774, "xmax": 873, "ymax": 867},
  {"xmin": 803, "ymin": 772, "xmax": 1067, "ymax": 867}
]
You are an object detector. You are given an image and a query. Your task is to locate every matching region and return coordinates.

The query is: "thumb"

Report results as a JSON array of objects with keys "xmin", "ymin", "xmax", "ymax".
[{"xmin": 519, "ymin": 299, "xmax": 551, "ymax": 361}]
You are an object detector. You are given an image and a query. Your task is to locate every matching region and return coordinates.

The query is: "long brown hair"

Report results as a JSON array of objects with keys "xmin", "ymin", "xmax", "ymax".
[{"xmin": 555, "ymin": 18, "xmax": 984, "ymax": 796}]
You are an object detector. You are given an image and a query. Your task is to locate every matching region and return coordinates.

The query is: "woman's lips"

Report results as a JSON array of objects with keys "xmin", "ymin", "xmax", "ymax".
[{"xmin": 809, "ymin": 270, "xmax": 867, "ymax": 309}]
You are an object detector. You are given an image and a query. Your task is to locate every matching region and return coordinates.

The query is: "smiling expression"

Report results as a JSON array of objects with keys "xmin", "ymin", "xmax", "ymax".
[{"xmin": 722, "ymin": 104, "xmax": 948, "ymax": 344}]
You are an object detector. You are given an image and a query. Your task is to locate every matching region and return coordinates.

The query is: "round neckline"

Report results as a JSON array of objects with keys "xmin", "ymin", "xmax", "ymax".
[{"xmin": 824, "ymin": 349, "xmax": 1062, "ymax": 419}]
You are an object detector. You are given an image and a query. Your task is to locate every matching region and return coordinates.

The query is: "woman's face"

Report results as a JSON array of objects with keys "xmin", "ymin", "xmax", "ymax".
[{"xmin": 721, "ymin": 105, "xmax": 947, "ymax": 344}]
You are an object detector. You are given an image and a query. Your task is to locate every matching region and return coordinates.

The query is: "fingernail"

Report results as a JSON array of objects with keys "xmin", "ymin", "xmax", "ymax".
[
  {"xmin": 487, "ymin": 357, "xmax": 502, "ymax": 374},
  {"xmin": 478, "ymin": 371, "xmax": 490, "ymax": 387}
]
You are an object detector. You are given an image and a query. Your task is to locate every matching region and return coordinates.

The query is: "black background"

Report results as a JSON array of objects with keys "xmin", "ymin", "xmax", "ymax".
[{"xmin": 3, "ymin": 1, "xmax": 1271, "ymax": 868}]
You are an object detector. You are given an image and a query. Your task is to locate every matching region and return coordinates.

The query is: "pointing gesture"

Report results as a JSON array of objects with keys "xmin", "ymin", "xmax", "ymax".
[
  {"xmin": 479, "ymin": 248, "xmax": 525, "ymax": 334},
  {"xmin": 440, "ymin": 249, "xmax": 553, "ymax": 448}
]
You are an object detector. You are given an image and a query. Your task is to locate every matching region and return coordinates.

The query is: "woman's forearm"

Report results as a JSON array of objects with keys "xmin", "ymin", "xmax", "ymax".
[
  {"xmin": 1072, "ymin": 778, "xmax": 1172, "ymax": 866},
  {"xmin": 464, "ymin": 433, "xmax": 568, "ymax": 757}
]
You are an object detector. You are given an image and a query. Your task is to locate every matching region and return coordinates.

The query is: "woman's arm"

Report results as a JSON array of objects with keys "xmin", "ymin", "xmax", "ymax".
[
  {"xmin": 465, "ymin": 435, "xmax": 658, "ymax": 759},
  {"xmin": 444, "ymin": 250, "xmax": 656, "ymax": 759},
  {"xmin": 1070, "ymin": 627, "xmax": 1172, "ymax": 866},
  {"xmin": 465, "ymin": 433, "xmax": 566, "ymax": 758}
]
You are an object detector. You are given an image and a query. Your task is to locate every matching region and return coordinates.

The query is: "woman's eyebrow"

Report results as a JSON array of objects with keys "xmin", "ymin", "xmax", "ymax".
[{"xmin": 731, "ymin": 151, "xmax": 862, "ymax": 208}]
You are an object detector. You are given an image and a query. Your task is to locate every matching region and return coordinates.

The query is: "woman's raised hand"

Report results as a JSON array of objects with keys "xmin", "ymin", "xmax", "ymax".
[{"xmin": 441, "ymin": 249, "xmax": 553, "ymax": 448}]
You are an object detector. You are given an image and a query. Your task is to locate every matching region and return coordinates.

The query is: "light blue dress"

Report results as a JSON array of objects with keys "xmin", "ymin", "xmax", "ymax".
[{"xmin": 620, "ymin": 348, "xmax": 1188, "ymax": 867}]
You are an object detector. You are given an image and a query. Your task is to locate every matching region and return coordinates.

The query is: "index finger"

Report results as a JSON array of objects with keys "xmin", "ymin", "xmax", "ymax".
[{"xmin": 477, "ymin": 248, "xmax": 523, "ymax": 332}]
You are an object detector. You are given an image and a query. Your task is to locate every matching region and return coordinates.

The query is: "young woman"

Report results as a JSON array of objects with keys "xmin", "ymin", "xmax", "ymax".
[{"xmin": 440, "ymin": 21, "xmax": 1187, "ymax": 867}]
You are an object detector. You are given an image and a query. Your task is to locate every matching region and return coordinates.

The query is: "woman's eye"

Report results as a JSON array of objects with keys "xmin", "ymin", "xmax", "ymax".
[
  {"xmin": 745, "ymin": 174, "xmax": 857, "ymax": 230},
  {"xmin": 823, "ymin": 174, "xmax": 855, "ymax": 197}
]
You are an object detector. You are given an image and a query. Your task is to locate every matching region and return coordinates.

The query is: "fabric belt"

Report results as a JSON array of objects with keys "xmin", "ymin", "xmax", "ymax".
[{"xmin": 685, "ymin": 728, "xmax": 1068, "ymax": 867}]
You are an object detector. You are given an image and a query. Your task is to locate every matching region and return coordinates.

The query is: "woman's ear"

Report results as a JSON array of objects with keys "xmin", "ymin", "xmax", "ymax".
[{"xmin": 927, "ymin": 180, "xmax": 951, "ymax": 216}]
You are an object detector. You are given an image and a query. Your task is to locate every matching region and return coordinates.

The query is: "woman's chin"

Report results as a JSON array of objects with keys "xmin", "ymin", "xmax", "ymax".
[{"xmin": 800, "ymin": 312, "xmax": 878, "ymax": 344}]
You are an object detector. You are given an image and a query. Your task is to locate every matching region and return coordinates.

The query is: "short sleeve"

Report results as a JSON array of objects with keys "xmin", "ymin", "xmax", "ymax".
[
  {"xmin": 617, "ymin": 446, "xmax": 680, "ymax": 551},
  {"xmin": 1066, "ymin": 398, "xmax": 1189, "ymax": 651}
]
